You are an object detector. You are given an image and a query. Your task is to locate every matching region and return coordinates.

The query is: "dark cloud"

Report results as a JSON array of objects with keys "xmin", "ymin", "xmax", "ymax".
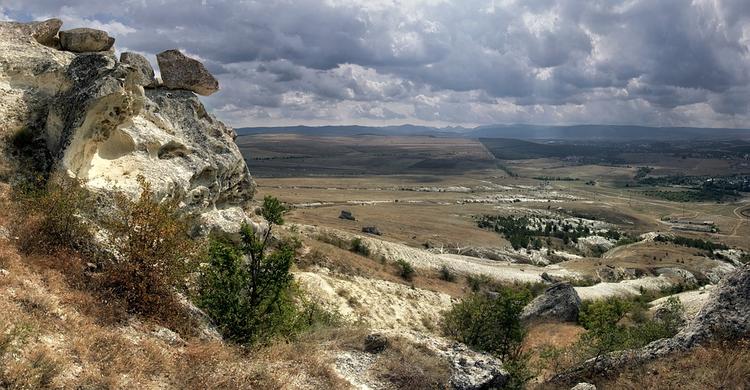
[{"xmin": 2, "ymin": 0, "xmax": 749, "ymax": 127}]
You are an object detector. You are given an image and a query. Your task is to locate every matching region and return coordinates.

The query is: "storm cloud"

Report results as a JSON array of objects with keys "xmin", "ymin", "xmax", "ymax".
[{"xmin": 2, "ymin": 0, "xmax": 749, "ymax": 127}]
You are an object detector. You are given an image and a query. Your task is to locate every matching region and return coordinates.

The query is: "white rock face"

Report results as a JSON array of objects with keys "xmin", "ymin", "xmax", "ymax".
[{"xmin": 0, "ymin": 20, "xmax": 255, "ymax": 234}]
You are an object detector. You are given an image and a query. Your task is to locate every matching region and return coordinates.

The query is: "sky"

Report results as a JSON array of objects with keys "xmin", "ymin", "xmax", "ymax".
[{"xmin": 2, "ymin": 0, "xmax": 749, "ymax": 128}]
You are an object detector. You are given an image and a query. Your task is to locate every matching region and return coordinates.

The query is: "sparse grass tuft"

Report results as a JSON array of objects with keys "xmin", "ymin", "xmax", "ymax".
[{"xmin": 371, "ymin": 337, "xmax": 451, "ymax": 390}]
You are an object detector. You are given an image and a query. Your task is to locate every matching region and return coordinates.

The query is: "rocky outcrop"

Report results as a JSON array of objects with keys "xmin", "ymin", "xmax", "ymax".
[
  {"xmin": 157, "ymin": 49, "xmax": 219, "ymax": 96},
  {"xmin": 59, "ymin": 28, "xmax": 115, "ymax": 53},
  {"xmin": 18, "ymin": 18, "xmax": 62, "ymax": 47},
  {"xmin": 550, "ymin": 263, "xmax": 750, "ymax": 386},
  {"xmin": 0, "ymin": 20, "xmax": 255, "ymax": 234},
  {"xmin": 521, "ymin": 282, "xmax": 582, "ymax": 323},
  {"xmin": 441, "ymin": 342, "xmax": 508, "ymax": 390},
  {"xmin": 120, "ymin": 52, "xmax": 157, "ymax": 87}
]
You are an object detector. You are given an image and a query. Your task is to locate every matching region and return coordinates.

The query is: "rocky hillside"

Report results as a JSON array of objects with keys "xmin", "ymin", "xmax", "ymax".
[
  {"xmin": 0, "ymin": 19, "xmax": 255, "ymax": 234},
  {"xmin": 1, "ymin": 18, "xmax": 748, "ymax": 390}
]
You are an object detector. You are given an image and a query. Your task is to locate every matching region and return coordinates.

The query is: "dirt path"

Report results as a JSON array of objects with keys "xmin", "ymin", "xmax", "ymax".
[{"xmin": 731, "ymin": 203, "xmax": 750, "ymax": 237}]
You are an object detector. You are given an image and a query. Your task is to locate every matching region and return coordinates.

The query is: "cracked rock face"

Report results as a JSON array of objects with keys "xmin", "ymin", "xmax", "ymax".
[
  {"xmin": 0, "ymin": 20, "xmax": 255, "ymax": 234},
  {"xmin": 156, "ymin": 49, "xmax": 219, "ymax": 96}
]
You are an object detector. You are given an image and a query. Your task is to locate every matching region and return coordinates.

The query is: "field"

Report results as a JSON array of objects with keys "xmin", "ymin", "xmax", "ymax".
[{"xmin": 238, "ymin": 134, "xmax": 750, "ymax": 299}]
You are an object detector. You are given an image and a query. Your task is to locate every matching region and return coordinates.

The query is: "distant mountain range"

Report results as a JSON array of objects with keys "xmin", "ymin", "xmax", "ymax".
[{"xmin": 236, "ymin": 124, "xmax": 750, "ymax": 141}]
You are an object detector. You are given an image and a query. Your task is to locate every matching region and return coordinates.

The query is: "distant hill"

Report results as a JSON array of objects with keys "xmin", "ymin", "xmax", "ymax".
[
  {"xmin": 236, "ymin": 124, "xmax": 750, "ymax": 141},
  {"xmin": 466, "ymin": 124, "xmax": 750, "ymax": 141},
  {"xmin": 235, "ymin": 125, "xmax": 461, "ymax": 137}
]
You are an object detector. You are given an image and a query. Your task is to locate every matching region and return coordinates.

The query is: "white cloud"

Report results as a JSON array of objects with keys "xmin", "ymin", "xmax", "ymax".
[{"xmin": 3, "ymin": 0, "xmax": 750, "ymax": 128}]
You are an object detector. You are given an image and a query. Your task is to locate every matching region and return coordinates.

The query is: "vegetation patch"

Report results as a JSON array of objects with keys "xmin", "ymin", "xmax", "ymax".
[
  {"xmin": 198, "ymin": 196, "xmax": 339, "ymax": 346},
  {"xmin": 654, "ymin": 234, "xmax": 729, "ymax": 252},
  {"xmin": 443, "ymin": 289, "xmax": 534, "ymax": 388}
]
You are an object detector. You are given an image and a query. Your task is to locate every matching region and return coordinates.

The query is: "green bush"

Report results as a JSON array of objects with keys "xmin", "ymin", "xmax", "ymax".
[
  {"xmin": 350, "ymin": 237, "xmax": 370, "ymax": 257},
  {"xmin": 438, "ymin": 265, "xmax": 456, "ymax": 282},
  {"xmin": 198, "ymin": 196, "xmax": 336, "ymax": 345},
  {"xmin": 442, "ymin": 290, "xmax": 533, "ymax": 388},
  {"xmin": 443, "ymin": 291, "xmax": 529, "ymax": 361},
  {"xmin": 466, "ymin": 274, "xmax": 492, "ymax": 292},
  {"xmin": 577, "ymin": 296, "xmax": 684, "ymax": 357},
  {"xmin": 395, "ymin": 259, "xmax": 415, "ymax": 281}
]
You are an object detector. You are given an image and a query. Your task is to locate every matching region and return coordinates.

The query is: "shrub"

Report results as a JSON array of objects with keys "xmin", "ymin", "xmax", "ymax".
[
  {"xmin": 442, "ymin": 290, "xmax": 533, "ymax": 388},
  {"xmin": 466, "ymin": 274, "xmax": 492, "ymax": 292},
  {"xmin": 395, "ymin": 259, "xmax": 415, "ymax": 281},
  {"xmin": 443, "ymin": 290, "xmax": 529, "ymax": 361},
  {"xmin": 350, "ymin": 237, "xmax": 370, "ymax": 257},
  {"xmin": 575, "ymin": 296, "xmax": 684, "ymax": 359},
  {"xmin": 13, "ymin": 175, "xmax": 94, "ymax": 255},
  {"xmin": 102, "ymin": 176, "xmax": 199, "ymax": 317},
  {"xmin": 198, "ymin": 196, "xmax": 336, "ymax": 345},
  {"xmin": 438, "ymin": 264, "xmax": 456, "ymax": 282}
]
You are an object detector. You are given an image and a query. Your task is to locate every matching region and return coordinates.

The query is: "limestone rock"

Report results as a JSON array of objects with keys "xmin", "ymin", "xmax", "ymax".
[
  {"xmin": 23, "ymin": 18, "xmax": 63, "ymax": 47},
  {"xmin": 120, "ymin": 52, "xmax": 157, "ymax": 87},
  {"xmin": 443, "ymin": 342, "xmax": 508, "ymax": 390},
  {"xmin": 362, "ymin": 226, "xmax": 382, "ymax": 236},
  {"xmin": 0, "ymin": 20, "xmax": 255, "ymax": 235},
  {"xmin": 571, "ymin": 383, "xmax": 596, "ymax": 390},
  {"xmin": 339, "ymin": 210, "xmax": 355, "ymax": 221},
  {"xmin": 59, "ymin": 27, "xmax": 115, "ymax": 52},
  {"xmin": 521, "ymin": 282, "xmax": 581, "ymax": 323},
  {"xmin": 655, "ymin": 267, "xmax": 698, "ymax": 286},
  {"xmin": 157, "ymin": 49, "xmax": 219, "ymax": 96}
]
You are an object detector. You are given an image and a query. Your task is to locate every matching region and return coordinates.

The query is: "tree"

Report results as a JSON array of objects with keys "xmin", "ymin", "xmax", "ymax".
[
  {"xmin": 198, "ymin": 196, "xmax": 304, "ymax": 345},
  {"xmin": 443, "ymin": 290, "xmax": 529, "ymax": 361}
]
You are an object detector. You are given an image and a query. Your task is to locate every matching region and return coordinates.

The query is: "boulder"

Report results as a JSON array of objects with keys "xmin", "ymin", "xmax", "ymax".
[
  {"xmin": 157, "ymin": 49, "xmax": 219, "ymax": 96},
  {"xmin": 22, "ymin": 18, "xmax": 63, "ymax": 47},
  {"xmin": 362, "ymin": 226, "xmax": 382, "ymax": 236},
  {"xmin": 571, "ymin": 383, "xmax": 596, "ymax": 390},
  {"xmin": 119, "ymin": 52, "xmax": 157, "ymax": 87},
  {"xmin": 443, "ymin": 342, "xmax": 508, "ymax": 390},
  {"xmin": 363, "ymin": 333, "xmax": 388, "ymax": 354},
  {"xmin": 521, "ymin": 282, "xmax": 581, "ymax": 323},
  {"xmin": 339, "ymin": 210, "xmax": 355, "ymax": 221},
  {"xmin": 59, "ymin": 27, "xmax": 115, "ymax": 52}
]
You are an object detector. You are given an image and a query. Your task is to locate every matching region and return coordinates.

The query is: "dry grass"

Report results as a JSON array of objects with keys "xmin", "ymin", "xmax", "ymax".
[
  {"xmin": 0, "ymin": 229, "xmax": 355, "ymax": 389},
  {"xmin": 370, "ymin": 336, "xmax": 452, "ymax": 390},
  {"xmin": 600, "ymin": 341, "xmax": 750, "ymax": 390}
]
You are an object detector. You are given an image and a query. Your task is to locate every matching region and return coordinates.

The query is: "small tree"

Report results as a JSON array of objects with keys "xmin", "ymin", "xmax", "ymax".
[
  {"xmin": 443, "ymin": 289, "xmax": 533, "ymax": 388},
  {"xmin": 198, "ymin": 196, "xmax": 307, "ymax": 345},
  {"xmin": 443, "ymin": 290, "xmax": 529, "ymax": 361}
]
